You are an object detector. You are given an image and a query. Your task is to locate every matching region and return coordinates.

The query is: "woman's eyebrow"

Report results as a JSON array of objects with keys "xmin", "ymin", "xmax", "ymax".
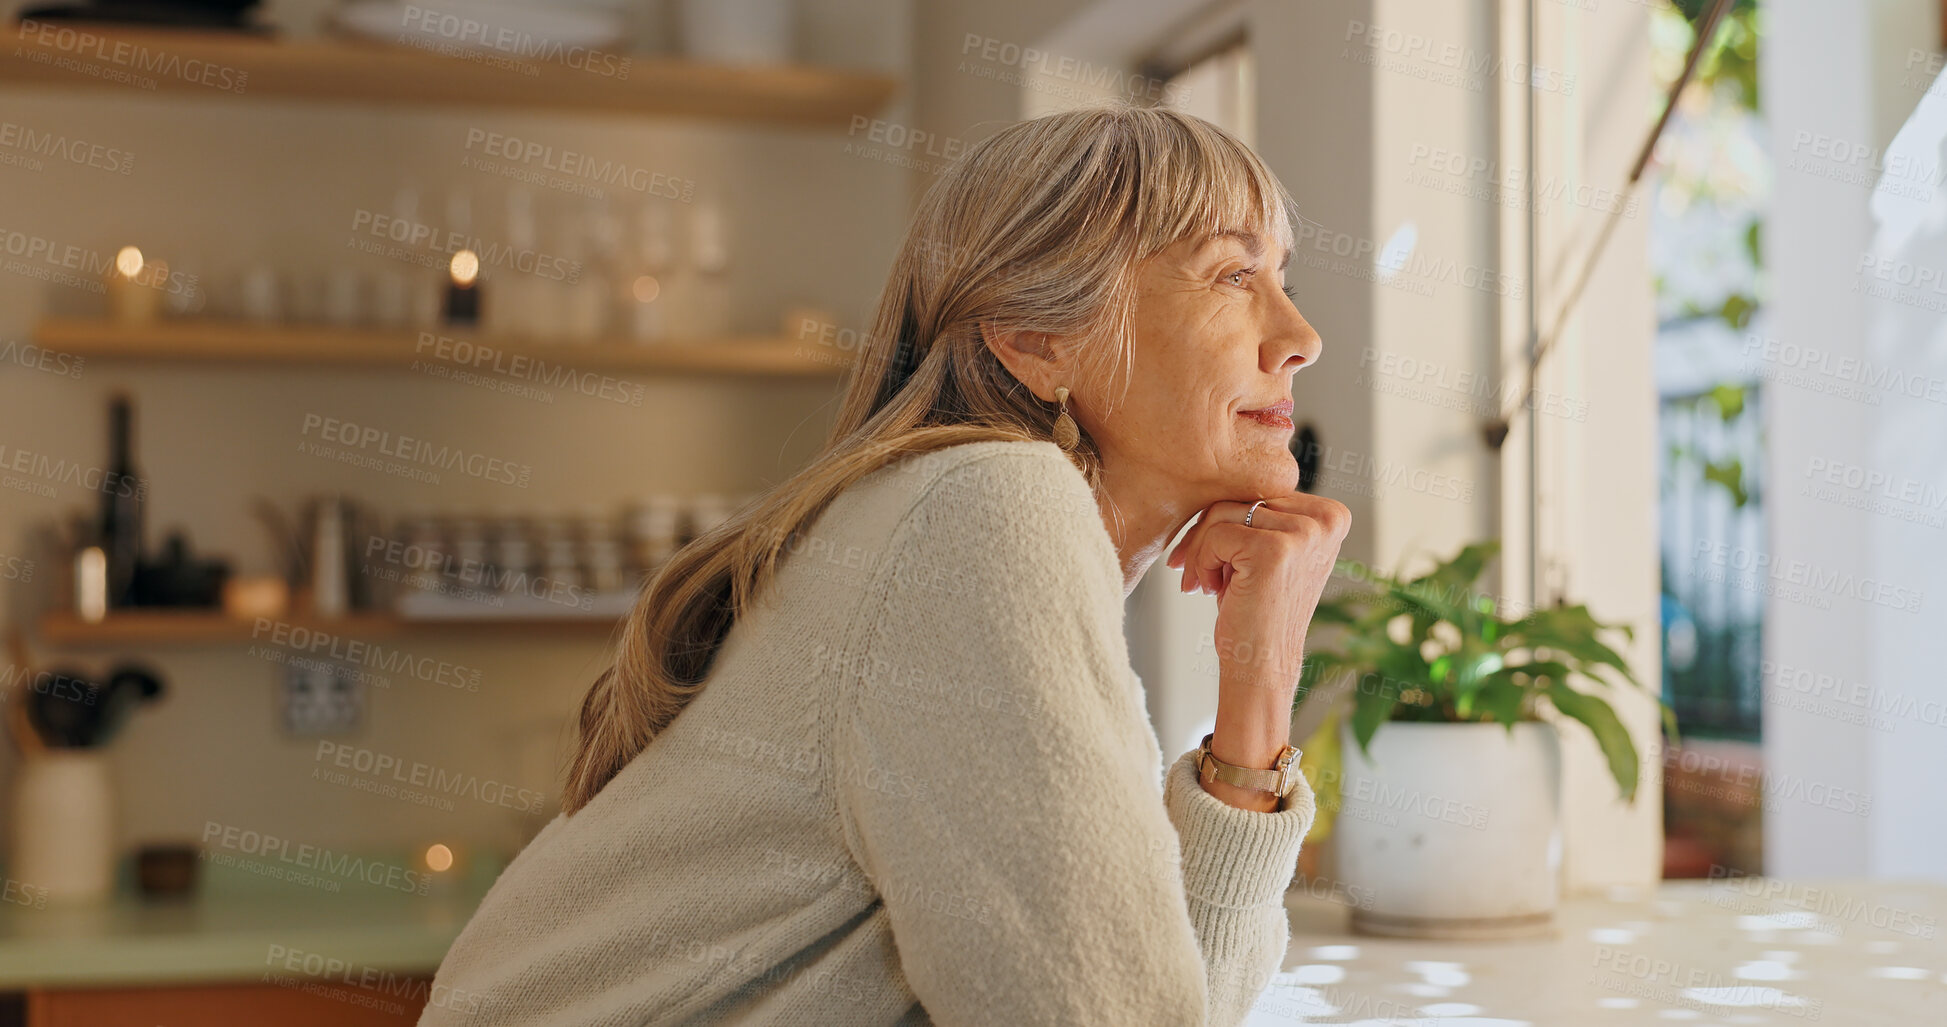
[
  {"xmin": 1201, "ymin": 229, "xmax": 1290, "ymax": 272},
  {"xmin": 1201, "ymin": 229, "xmax": 1262, "ymax": 258}
]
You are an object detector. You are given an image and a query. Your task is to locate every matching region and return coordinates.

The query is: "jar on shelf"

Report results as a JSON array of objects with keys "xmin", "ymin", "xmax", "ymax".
[
  {"xmin": 400, "ymin": 514, "xmax": 450, "ymax": 596},
  {"xmin": 579, "ymin": 507, "xmax": 628, "ymax": 593},
  {"xmin": 450, "ymin": 517, "xmax": 490, "ymax": 593},
  {"xmin": 536, "ymin": 515, "xmax": 586, "ymax": 592},
  {"xmin": 626, "ymin": 496, "xmax": 684, "ymax": 579},
  {"xmin": 490, "ymin": 516, "xmax": 536, "ymax": 595}
]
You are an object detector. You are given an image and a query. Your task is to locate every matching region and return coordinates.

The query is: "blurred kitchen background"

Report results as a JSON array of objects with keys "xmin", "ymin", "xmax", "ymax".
[{"xmin": 1, "ymin": 0, "xmax": 1943, "ymax": 1023}]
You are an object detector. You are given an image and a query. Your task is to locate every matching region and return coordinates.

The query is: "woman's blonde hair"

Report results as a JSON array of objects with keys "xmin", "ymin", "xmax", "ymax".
[{"xmin": 563, "ymin": 104, "xmax": 1296, "ymax": 813}]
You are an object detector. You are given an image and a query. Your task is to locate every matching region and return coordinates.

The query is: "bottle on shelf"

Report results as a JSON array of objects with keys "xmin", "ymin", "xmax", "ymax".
[{"xmin": 98, "ymin": 394, "xmax": 145, "ymax": 609}]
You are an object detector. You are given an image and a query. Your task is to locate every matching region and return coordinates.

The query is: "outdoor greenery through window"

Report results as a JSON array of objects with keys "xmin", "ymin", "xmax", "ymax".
[{"xmin": 1650, "ymin": 0, "xmax": 1766, "ymax": 877}]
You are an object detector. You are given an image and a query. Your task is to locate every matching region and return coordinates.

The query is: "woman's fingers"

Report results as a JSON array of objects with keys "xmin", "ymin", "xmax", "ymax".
[
  {"xmin": 1171, "ymin": 495, "xmax": 1329, "ymax": 594},
  {"xmin": 1197, "ymin": 495, "xmax": 1351, "ymax": 535}
]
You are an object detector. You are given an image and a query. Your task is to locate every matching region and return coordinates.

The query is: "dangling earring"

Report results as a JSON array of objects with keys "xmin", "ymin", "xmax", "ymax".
[{"xmin": 1051, "ymin": 386, "xmax": 1080, "ymax": 451}]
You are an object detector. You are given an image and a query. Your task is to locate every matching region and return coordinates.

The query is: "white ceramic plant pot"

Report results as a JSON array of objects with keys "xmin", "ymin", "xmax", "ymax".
[
  {"xmin": 11, "ymin": 750, "xmax": 117, "ymax": 903},
  {"xmin": 1335, "ymin": 720, "xmax": 1561, "ymax": 939}
]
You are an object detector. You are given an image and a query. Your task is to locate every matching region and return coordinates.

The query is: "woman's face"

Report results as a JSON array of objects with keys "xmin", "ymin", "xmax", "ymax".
[{"xmin": 1072, "ymin": 229, "xmax": 1323, "ymax": 508}]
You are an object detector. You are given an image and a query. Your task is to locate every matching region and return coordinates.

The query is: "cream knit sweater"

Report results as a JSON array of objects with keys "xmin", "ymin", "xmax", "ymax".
[{"xmin": 421, "ymin": 440, "xmax": 1316, "ymax": 1026}]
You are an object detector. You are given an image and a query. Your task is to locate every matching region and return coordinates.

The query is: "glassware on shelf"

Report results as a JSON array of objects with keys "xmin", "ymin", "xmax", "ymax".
[
  {"xmin": 561, "ymin": 196, "xmax": 618, "ymax": 343},
  {"xmin": 323, "ymin": 267, "xmax": 364, "ymax": 327},
  {"xmin": 367, "ymin": 496, "xmax": 769, "ymax": 621},
  {"xmin": 237, "ymin": 264, "xmax": 281, "ymax": 323},
  {"xmin": 687, "ymin": 198, "xmax": 731, "ymax": 339},
  {"xmin": 162, "ymin": 252, "xmax": 207, "ymax": 318},
  {"xmin": 390, "ymin": 184, "xmax": 443, "ymax": 330},
  {"xmin": 627, "ymin": 201, "xmax": 675, "ymax": 344},
  {"xmin": 371, "ymin": 267, "xmax": 411, "ymax": 329},
  {"xmin": 487, "ymin": 187, "xmax": 535, "ymax": 340}
]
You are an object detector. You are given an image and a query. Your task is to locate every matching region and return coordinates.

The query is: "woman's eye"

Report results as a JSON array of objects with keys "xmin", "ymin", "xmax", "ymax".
[{"xmin": 1224, "ymin": 268, "xmax": 1253, "ymax": 287}]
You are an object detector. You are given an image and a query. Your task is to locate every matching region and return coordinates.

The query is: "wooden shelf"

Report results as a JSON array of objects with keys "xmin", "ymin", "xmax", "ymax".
[
  {"xmin": 36, "ymin": 318, "xmax": 852, "ymax": 377},
  {"xmin": 40, "ymin": 610, "xmax": 620, "ymax": 647},
  {"xmin": 0, "ymin": 27, "xmax": 896, "ymax": 125}
]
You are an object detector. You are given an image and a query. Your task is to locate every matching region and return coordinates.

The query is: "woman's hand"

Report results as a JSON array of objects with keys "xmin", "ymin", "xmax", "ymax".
[{"xmin": 1165, "ymin": 493, "xmax": 1352, "ymax": 811}]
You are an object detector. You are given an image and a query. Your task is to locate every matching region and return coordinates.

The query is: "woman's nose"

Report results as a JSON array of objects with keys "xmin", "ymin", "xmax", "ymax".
[{"xmin": 1266, "ymin": 304, "xmax": 1323, "ymax": 375}]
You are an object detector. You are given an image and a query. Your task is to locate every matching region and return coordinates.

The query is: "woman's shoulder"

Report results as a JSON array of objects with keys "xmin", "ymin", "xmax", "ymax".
[
  {"xmin": 857, "ymin": 438, "xmax": 1120, "ymax": 596},
  {"xmin": 863, "ymin": 438, "xmax": 1087, "ymax": 504},
  {"xmin": 845, "ymin": 439, "xmax": 1099, "ymax": 542}
]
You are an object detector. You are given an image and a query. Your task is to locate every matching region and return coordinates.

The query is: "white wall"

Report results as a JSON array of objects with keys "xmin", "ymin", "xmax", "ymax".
[
  {"xmin": 1525, "ymin": 0, "xmax": 1665, "ymax": 892},
  {"xmin": 1763, "ymin": 0, "xmax": 1946, "ymax": 880}
]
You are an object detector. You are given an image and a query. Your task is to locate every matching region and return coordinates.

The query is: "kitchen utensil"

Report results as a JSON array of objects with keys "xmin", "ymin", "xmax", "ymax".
[
  {"xmin": 25, "ymin": 667, "xmax": 97, "ymax": 749},
  {"xmin": 23, "ymin": 663, "xmax": 165, "ymax": 749},
  {"xmin": 293, "ymin": 495, "xmax": 375, "ymax": 615},
  {"xmin": 86, "ymin": 664, "xmax": 164, "ymax": 748},
  {"xmin": 130, "ymin": 530, "xmax": 230, "ymax": 607}
]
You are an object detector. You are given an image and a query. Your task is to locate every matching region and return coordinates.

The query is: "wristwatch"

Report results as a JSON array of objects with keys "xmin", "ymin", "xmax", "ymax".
[{"xmin": 1196, "ymin": 733, "xmax": 1301, "ymax": 799}]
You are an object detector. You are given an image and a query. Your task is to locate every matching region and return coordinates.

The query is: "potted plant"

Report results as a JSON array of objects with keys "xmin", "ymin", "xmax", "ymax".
[{"xmin": 1294, "ymin": 540, "xmax": 1663, "ymax": 939}]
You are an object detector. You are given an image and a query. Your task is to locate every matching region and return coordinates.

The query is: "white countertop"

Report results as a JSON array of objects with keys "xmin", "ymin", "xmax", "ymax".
[
  {"xmin": 1263, "ymin": 879, "xmax": 1945, "ymax": 1025},
  {"xmin": 0, "ymin": 878, "xmax": 486, "ymax": 990},
  {"xmin": 6, "ymin": 864, "xmax": 1940, "ymax": 1024}
]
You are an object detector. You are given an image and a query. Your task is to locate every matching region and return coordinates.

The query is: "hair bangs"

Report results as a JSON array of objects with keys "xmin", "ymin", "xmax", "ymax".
[{"xmin": 1135, "ymin": 113, "xmax": 1296, "ymax": 264}]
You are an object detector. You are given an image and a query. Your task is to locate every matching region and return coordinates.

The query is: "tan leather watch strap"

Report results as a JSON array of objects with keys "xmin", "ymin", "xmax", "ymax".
[{"xmin": 1196, "ymin": 733, "xmax": 1300, "ymax": 798}]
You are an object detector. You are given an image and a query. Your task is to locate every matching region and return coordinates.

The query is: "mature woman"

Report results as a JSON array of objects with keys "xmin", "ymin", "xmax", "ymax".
[{"xmin": 422, "ymin": 105, "xmax": 1349, "ymax": 1026}]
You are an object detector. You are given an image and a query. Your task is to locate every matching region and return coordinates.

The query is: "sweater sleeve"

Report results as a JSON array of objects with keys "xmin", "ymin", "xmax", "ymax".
[{"xmin": 830, "ymin": 445, "xmax": 1315, "ymax": 1026}]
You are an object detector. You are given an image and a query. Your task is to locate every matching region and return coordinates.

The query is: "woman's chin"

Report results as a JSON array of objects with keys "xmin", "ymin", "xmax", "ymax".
[{"xmin": 1231, "ymin": 449, "xmax": 1301, "ymax": 497}]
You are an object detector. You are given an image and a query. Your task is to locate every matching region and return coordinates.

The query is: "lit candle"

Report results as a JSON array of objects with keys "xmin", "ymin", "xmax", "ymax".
[
  {"xmin": 444, "ymin": 249, "xmax": 481, "ymax": 325},
  {"xmin": 421, "ymin": 841, "xmax": 466, "ymax": 897},
  {"xmin": 74, "ymin": 545, "xmax": 107, "ymax": 623},
  {"xmin": 106, "ymin": 246, "xmax": 161, "ymax": 326}
]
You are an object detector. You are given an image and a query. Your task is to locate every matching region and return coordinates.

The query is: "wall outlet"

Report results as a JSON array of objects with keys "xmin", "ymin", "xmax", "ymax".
[{"xmin": 282, "ymin": 660, "xmax": 362, "ymax": 735}]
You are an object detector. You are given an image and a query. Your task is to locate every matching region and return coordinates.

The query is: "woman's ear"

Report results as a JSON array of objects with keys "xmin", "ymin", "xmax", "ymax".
[{"xmin": 978, "ymin": 323, "xmax": 1066, "ymax": 401}]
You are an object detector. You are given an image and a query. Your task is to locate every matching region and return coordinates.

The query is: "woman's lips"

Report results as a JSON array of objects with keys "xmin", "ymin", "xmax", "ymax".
[{"xmin": 1239, "ymin": 399, "xmax": 1294, "ymax": 431}]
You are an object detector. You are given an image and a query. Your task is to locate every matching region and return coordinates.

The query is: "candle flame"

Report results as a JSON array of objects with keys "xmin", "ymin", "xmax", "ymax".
[
  {"xmin": 449, "ymin": 249, "xmax": 480, "ymax": 286},
  {"xmin": 115, "ymin": 246, "xmax": 144, "ymax": 278}
]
